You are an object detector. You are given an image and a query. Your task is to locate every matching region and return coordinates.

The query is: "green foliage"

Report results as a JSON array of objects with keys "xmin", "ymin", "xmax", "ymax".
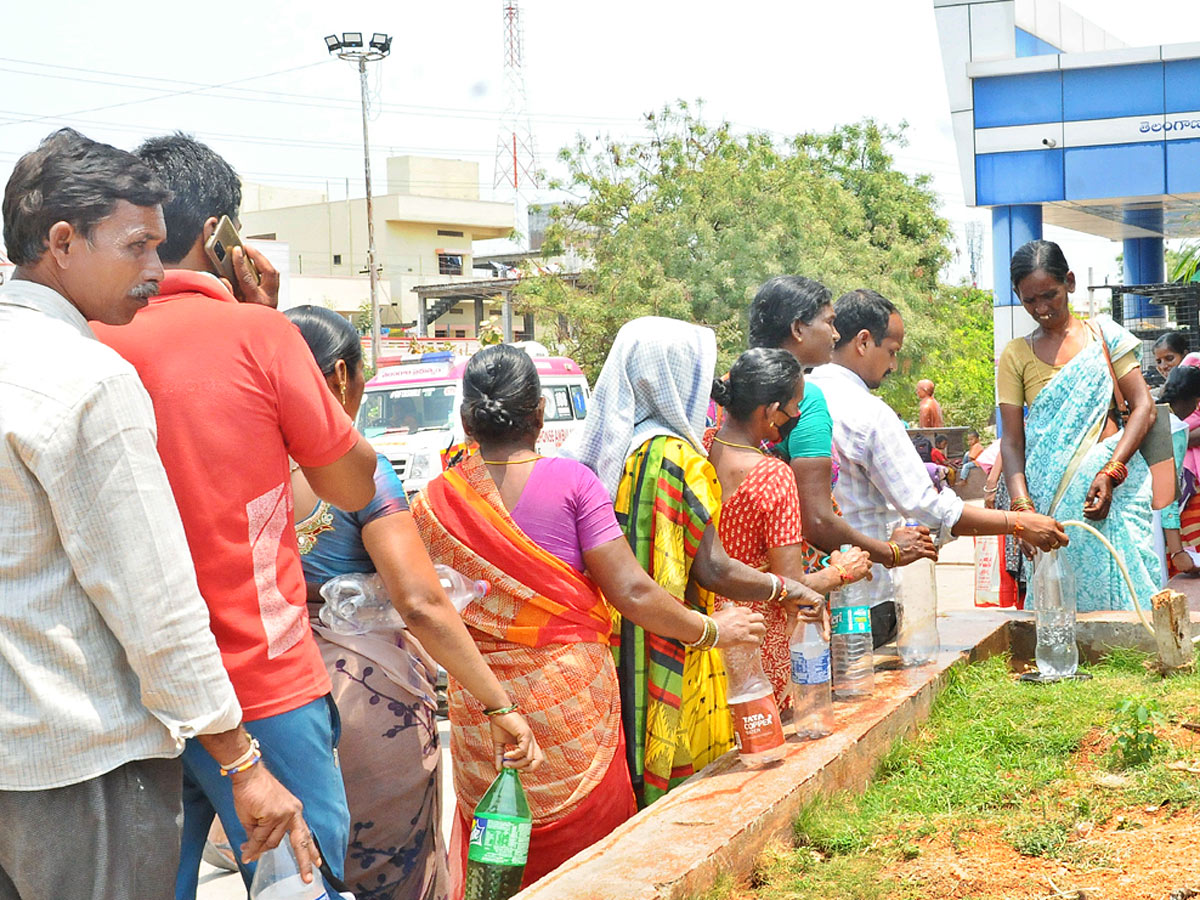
[
  {"xmin": 1108, "ymin": 698, "xmax": 1165, "ymax": 769},
  {"xmin": 877, "ymin": 283, "xmax": 996, "ymax": 428},
  {"xmin": 1168, "ymin": 241, "xmax": 1200, "ymax": 283},
  {"xmin": 1004, "ymin": 819, "xmax": 1069, "ymax": 857},
  {"xmin": 756, "ymin": 654, "xmax": 1200, "ymax": 898},
  {"xmin": 354, "ymin": 298, "xmax": 373, "ymax": 333},
  {"xmin": 519, "ymin": 105, "xmax": 967, "ymax": 402}
]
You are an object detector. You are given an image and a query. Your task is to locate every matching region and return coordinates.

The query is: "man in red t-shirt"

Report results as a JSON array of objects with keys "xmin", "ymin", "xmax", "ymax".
[{"xmin": 95, "ymin": 134, "xmax": 376, "ymax": 898}]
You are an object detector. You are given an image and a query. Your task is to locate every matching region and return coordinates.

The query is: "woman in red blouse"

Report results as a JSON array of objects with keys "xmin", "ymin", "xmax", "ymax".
[{"xmin": 706, "ymin": 348, "xmax": 872, "ymax": 707}]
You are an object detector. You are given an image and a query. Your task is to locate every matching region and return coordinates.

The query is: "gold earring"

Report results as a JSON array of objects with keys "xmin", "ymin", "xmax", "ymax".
[{"xmin": 340, "ymin": 383, "xmax": 347, "ymax": 405}]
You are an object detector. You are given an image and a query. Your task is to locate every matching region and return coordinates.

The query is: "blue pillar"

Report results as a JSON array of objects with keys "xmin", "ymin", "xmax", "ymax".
[
  {"xmin": 991, "ymin": 205, "xmax": 1043, "ymax": 439},
  {"xmin": 992, "ymin": 204, "xmax": 1043, "ymax": 349},
  {"xmin": 992, "ymin": 205, "xmax": 1043, "ymax": 308},
  {"xmin": 1122, "ymin": 236, "xmax": 1165, "ymax": 326}
]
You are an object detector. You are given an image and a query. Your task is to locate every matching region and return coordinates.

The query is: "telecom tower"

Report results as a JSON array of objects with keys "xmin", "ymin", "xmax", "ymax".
[{"xmin": 493, "ymin": 0, "xmax": 539, "ymax": 243}]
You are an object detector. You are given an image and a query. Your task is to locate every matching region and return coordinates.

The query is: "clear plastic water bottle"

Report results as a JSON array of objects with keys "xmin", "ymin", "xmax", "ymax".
[
  {"xmin": 249, "ymin": 837, "xmax": 332, "ymax": 900},
  {"xmin": 319, "ymin": 565, "xmax": 489, "ymax": 634},
  {"xmin": 1030, "ymin": 549, "xmax": 1079, "ymax": 679},
  {"xmin": 831, "ymin": 545, "xmax": 874, "ymax": 700},
  {"xmin": 895, "ymin": 521, "xmax": 940, "ymax": 666},
  {"xmin": 789, "ymin": 619, "xmax": 834, "ymax": 740},
  {"xmin": 721, "ymin": 644, "xmax": 785, "ymax": 764}
]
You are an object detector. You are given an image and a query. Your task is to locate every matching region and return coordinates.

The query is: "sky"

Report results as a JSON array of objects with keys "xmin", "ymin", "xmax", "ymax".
[{"xmin": 0, "ymin": 0, "xmax": 1196, "ymax": 292}]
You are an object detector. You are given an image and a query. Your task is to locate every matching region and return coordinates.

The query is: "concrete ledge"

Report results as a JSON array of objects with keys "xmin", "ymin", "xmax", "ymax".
[{"xmin": 516, "ymin": 613, "xmax": 1013, "ymax": 900}]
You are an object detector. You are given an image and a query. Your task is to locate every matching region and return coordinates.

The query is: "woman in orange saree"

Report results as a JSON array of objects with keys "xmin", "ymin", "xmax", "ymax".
[{"xmin": 411, "ymin": 346, "xmax": 766, "ymax": 894}]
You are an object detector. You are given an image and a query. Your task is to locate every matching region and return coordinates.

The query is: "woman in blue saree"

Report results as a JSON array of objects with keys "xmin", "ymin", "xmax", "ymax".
[{"xmin": 998, "ymin": 240, "xmax": 1159, "ymax": 612}]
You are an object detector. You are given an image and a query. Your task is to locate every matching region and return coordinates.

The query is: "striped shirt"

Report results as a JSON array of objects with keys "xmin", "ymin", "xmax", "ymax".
[
  {"xmin": 0, "ymin": 279, "xmax": 241, "ymax": 790},
  {"xmin": 807, "ymin": 363, "xmax": 964, "ymax": 607}
]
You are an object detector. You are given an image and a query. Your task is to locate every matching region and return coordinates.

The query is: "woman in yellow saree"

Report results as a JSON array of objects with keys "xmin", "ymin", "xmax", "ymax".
[{"xmin": 566, "ymin": 317, "xmax": 822, "ymax": 806}]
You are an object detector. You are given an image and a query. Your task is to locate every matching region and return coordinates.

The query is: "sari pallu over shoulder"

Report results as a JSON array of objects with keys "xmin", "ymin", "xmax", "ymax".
[
  {"xmin": 614, "ymin": 435, "xmax": 734, "ymax": 807},
  {"xmin": 1021, "ymin": 316, "xmax": 1159, "ymax": 612},
  {"xmin": 409, "ymin": 454, "xmax": 622, "ymax": 826}
]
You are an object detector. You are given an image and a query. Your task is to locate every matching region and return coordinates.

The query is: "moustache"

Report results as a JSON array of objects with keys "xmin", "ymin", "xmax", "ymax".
[{"xmin": 129, "ymin": 281, "xmax": 160, "ymax": 300}]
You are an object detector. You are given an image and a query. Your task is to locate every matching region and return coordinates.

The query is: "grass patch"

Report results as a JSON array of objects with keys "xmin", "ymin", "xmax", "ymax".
[{"xmin": 740, "ymin": 652, "xmax": 1200, "ymax": 899}]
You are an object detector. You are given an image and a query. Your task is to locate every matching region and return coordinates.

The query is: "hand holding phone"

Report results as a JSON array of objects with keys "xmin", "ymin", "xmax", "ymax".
[
  {"xmin": 204, "ymin": 216, "xmax": 259, "ymax": 286},
  {"xmin": 204, "ymin": 216, "xmax": 279, "ymax": 307}
]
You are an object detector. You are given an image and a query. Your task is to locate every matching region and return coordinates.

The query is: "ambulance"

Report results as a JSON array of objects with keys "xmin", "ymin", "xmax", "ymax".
[{"xmin": 356, "ymin": 345, "xmax": 591, "ymax": 494}]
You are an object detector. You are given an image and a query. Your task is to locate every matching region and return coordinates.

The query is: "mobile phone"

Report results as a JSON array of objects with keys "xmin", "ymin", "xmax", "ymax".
[{"xmin": 204, "ymin": 215, "xmax": 260, "ymax": 287}]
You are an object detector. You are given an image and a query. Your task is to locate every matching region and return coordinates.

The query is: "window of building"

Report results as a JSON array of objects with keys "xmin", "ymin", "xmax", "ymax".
[
  {"xmin": 333, "ymin": 254, "xmax": 342, "ymax": 265},
  {"xmin": 438, "ymin": 253, "xmax": 463, "ymax": 276},
  {"xmin": 437, "ymin": 229, "xmax": 464, "ymax": 237},
  {"xmin": 454, "ymin": 328, "xmax": 467, "ymax": 338}
]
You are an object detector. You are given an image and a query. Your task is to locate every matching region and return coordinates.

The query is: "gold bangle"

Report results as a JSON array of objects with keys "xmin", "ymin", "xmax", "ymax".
[
  {"xmin": 684, "ymin": 614, "xmax": 718, "ymax": 651},
  {"xmin": 886, "ymin": 541, "xmax": 902, "ymax": 568},
  {"xmin": 484, "ymin": 702, "xmax": 520, "ymax": 717}
]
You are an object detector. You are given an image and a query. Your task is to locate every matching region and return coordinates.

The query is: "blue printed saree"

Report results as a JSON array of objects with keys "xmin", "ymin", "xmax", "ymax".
[{"xmin": 1022, "ymin": 317, "xmax": 1158, "ymax": 612}]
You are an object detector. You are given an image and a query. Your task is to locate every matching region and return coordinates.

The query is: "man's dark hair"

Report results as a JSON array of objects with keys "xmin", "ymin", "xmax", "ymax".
[
  {"xmin": 833, "ymin": 289, "xmax": 897, "ymax": 349},
  {"xmin": 2, "ymin": 128, "xmax": 170, "ymax": 266},
  {"xmin": 135, "ymin": 133, "xmax": 241, "ymax": 265},
  {"xmin": 747, "ymin": 275, "xmax": 833, "ymax": 349}
]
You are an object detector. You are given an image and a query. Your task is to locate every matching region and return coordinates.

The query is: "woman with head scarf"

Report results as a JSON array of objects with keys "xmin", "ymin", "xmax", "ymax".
[{"xmin": 566, "ymin": 317, "xmax": 822, "ymax": 806}]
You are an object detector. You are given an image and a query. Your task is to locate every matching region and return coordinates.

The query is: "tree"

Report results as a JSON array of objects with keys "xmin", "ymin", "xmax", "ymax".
[
  {"xmin": 878, "ymin": 284, "xmax": 996, "ymax": 429},
  {"xmin": 519, "ymin": 104, "xmax": 996, "ymax": 425}
]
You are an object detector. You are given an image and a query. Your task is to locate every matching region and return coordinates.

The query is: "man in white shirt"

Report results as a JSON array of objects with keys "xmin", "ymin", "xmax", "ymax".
[
  {"xmin": 808, "ymin": 289, "xmax": 1068, "ymax": 647},
  {"xmin": 0, "ymin": 128, "xmax": 320, "ymax": 899}
]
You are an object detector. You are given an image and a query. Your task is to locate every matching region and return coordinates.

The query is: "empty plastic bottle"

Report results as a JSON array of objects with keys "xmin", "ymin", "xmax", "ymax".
[
  {"xmin": 249, "ymin": 837, "xmax": 331, "ymax": 900},
  {"xmin": 789, "ymin": 618, "xmax": 834, "ymax": 740},
  {"xmin": 464, "ymin": 767, "xmax": 532, "ymax": 900},
  {"xmin": 319, "ymin": 566, "xmax": 489, "ymax": 634},
  {"xmin": 895, "ymin": 521, "xmax": 940, "ymax": 666},
  {"xmin": 1030, "ymin": 549, "xmax": 1079, "ymax": 679},
  {"xmin": 721, "ymin": 643, "xmax": 785, "ymax": 763},
  {"xmin": 831, "ymin": 544, "xmax": 874, "ymax": 700}
]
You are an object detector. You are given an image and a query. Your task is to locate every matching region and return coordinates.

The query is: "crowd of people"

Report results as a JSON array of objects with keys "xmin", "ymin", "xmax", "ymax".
[{"xmin": 0, "ymin": 124, "xmax": 1161, "ymax": 900}]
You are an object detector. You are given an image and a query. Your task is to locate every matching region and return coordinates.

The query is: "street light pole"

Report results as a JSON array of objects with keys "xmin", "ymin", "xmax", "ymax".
[
  {"xmin": 325, "ymin": 32, "xmax": 391, "ymax": 366},
  {"xmin": 356, "ymin": 56, "xmax": 382, "ymax": 366}
]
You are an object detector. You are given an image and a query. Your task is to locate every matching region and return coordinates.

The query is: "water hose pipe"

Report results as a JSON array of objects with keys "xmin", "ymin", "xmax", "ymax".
[{"xmin": 1059, "ymin": 519, "xmax": 1200, "ymax": 645}]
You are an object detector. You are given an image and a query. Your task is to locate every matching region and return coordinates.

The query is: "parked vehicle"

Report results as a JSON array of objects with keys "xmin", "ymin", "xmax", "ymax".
[{"xmin": 357, "ymin": 347, "xmax": 590, "ymax": 494}]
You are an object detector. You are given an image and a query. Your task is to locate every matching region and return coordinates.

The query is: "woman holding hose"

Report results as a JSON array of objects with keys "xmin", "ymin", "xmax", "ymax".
[{"xmin": 998, "ymin": 240, "xmax": 1159, "ymax": 611}]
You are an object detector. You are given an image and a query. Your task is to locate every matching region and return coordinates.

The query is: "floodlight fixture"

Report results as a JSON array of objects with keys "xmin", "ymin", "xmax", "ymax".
[
  {"xmin": 369, "ymin": 33, "xmax": 392, "ymax": 54},
  {"xmin": 324, "ymin": 34, "xmax": 342, "ymax": 52},
  {"xmin": 341, "ymin": 32, "xmax": 364, "ymax": 48}
]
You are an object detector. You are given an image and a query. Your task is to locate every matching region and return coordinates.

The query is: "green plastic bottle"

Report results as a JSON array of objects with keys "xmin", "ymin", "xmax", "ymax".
[{"xmin": 464, "ymin": 767, "xmax": 532, "ymax": 900}]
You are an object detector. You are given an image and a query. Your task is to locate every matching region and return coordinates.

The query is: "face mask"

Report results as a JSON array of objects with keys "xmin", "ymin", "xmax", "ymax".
[{"xmin": 776, "ymin": 411, "xmax": 801, "ymax": 444}]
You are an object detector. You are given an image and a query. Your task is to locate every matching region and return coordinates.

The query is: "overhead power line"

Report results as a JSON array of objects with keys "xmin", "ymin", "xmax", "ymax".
[
  {"xmin": 0, "ymin": 61, "xmax": 331, "ymax": 128},
  {"xmin": 0, "ymin": 56, "xmax": 646, "ymax": 127}
]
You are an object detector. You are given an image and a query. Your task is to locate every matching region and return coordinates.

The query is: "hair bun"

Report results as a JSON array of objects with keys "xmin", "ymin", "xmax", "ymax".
[
  {"xmin": 478, "ymin": 396, "xmax": 515, "ymax": 429},
  {"xmin": 710, "ymin": 377, "xmax": 732, "ymax": 407}
]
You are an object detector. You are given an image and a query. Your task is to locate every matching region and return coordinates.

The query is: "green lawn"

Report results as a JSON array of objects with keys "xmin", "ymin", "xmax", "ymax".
[{"xmin": 697, "ymin": 650, "xmax": 1200, "ymax": 900}]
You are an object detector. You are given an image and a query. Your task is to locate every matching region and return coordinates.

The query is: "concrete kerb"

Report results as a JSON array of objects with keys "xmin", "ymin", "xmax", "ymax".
[
  {"xmin": 516, "ymin": 611, "xmax": 1015, "ymax": 900},
  {"xmin": 514, "ymin": 607, "xmax": 1200, "ymax": 900}
]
